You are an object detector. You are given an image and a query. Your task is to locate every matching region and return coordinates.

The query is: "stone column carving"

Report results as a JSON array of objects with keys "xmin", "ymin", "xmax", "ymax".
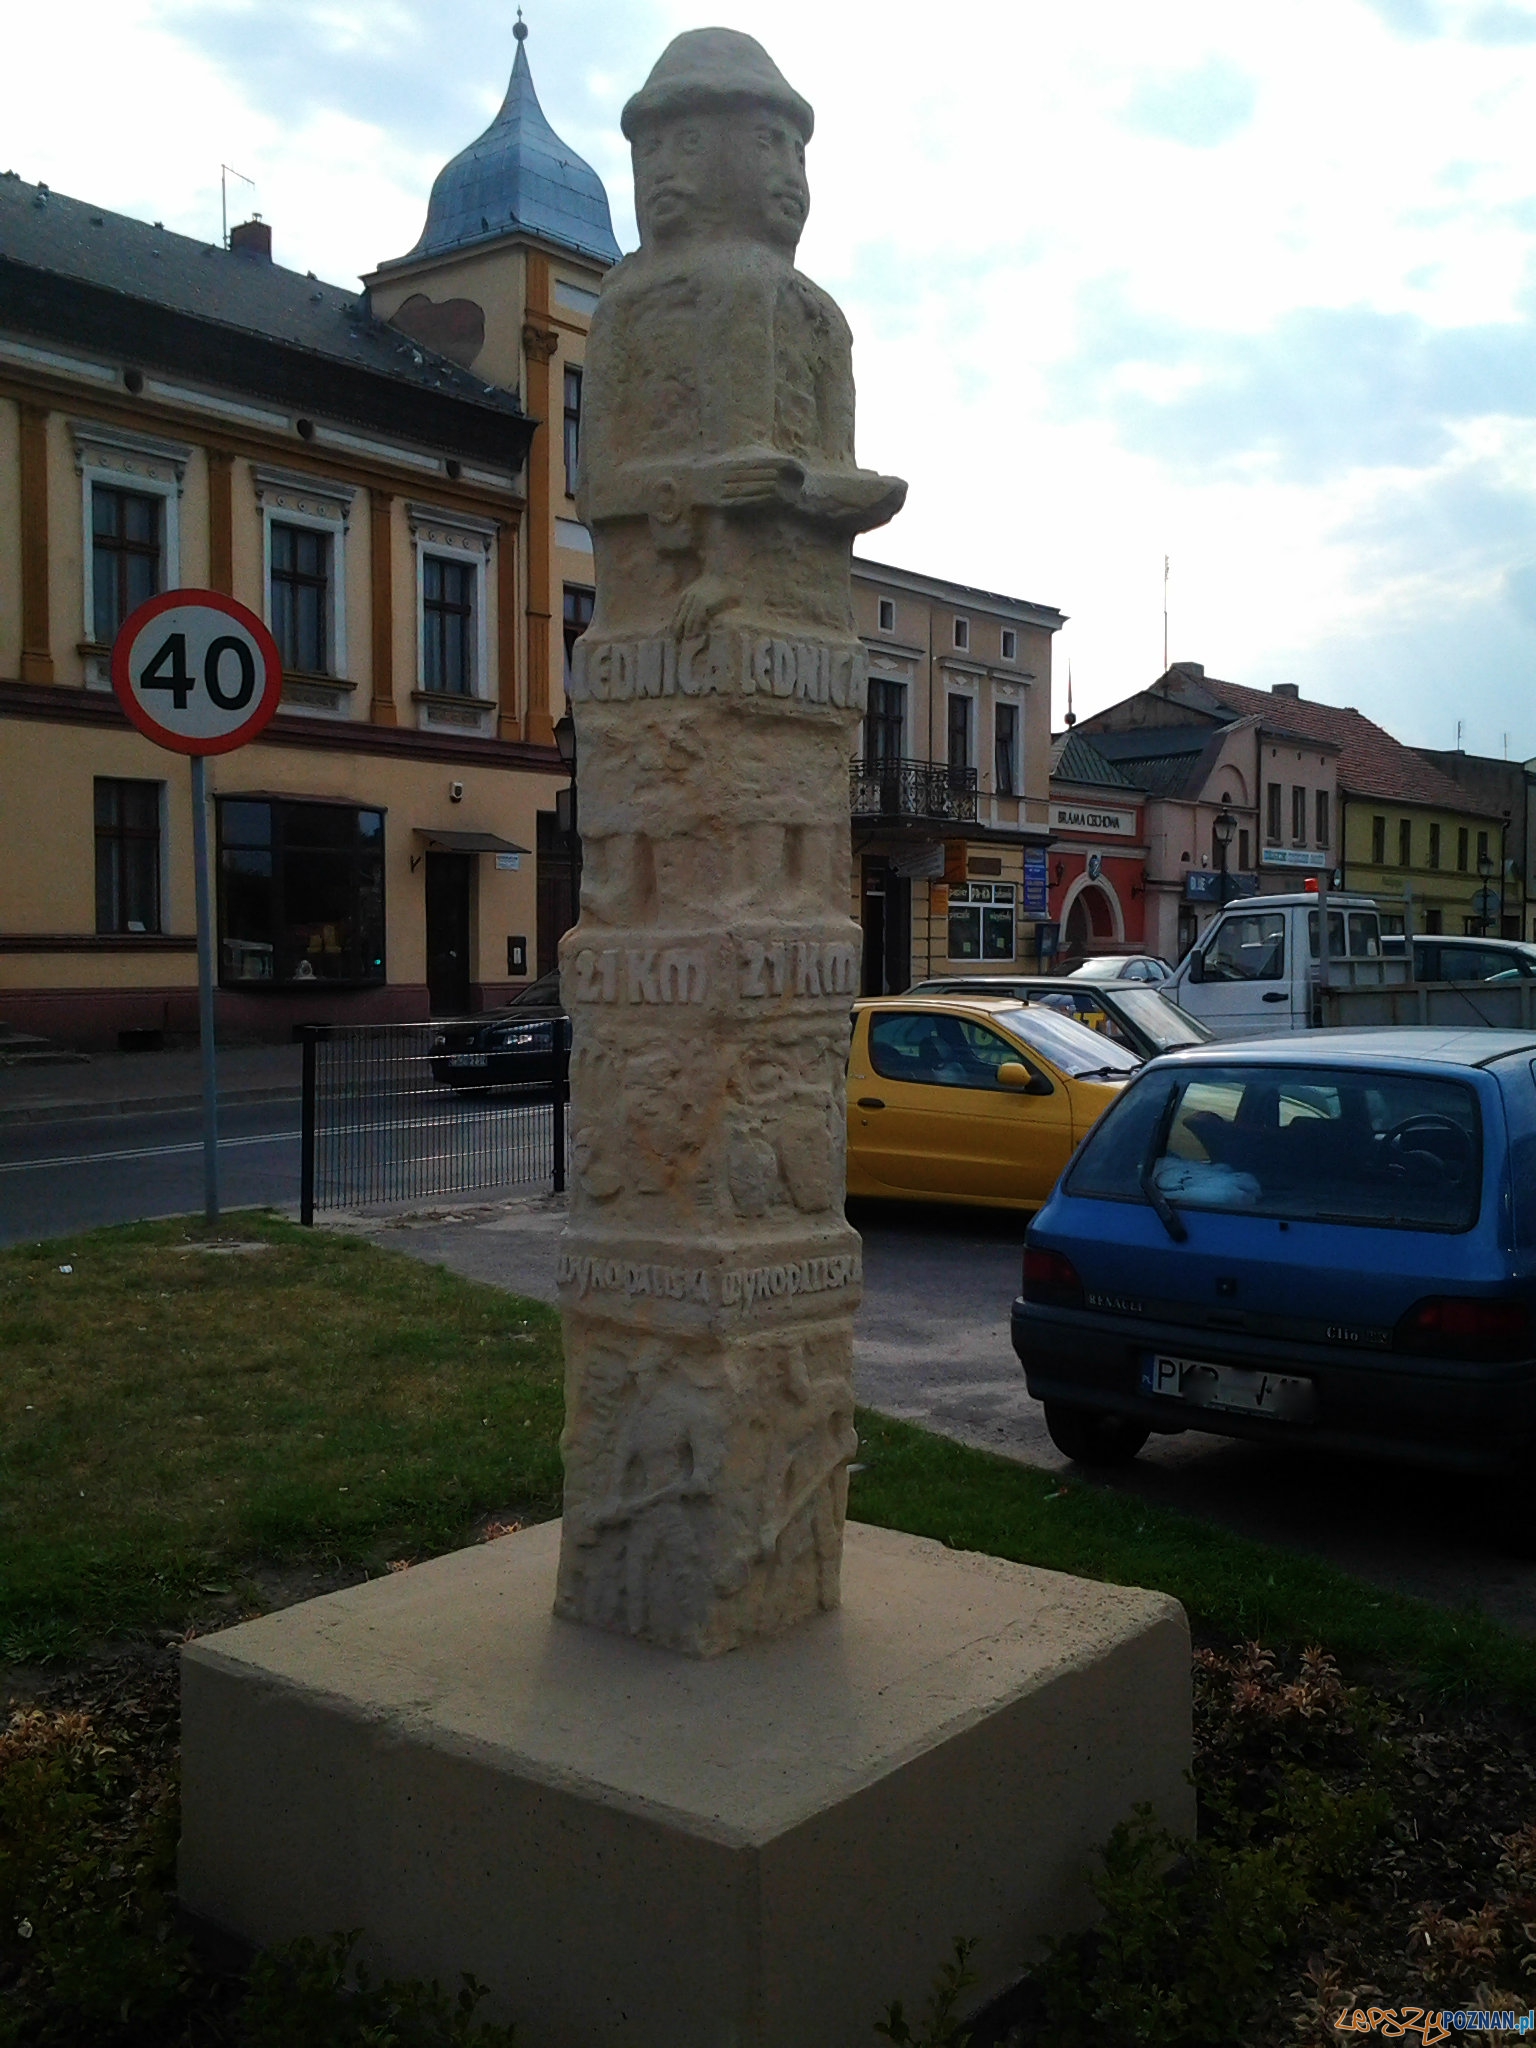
[{"xmin": 555, "ymin": 28, "xmax": 906, "ymax": 1656}]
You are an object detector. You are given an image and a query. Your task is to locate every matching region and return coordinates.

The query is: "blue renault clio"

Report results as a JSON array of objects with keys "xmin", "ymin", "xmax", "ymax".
[{"xmin": 1013, "ymin": 1029, "xmax": 1536, "ymax": 1554}]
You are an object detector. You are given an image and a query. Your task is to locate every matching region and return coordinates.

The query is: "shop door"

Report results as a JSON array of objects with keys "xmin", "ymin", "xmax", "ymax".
[
  {"xmin": 860, "ymin": 861, "xmax": 911, "ymax": 995},
  {"xmin": 425, "ymin": 852, "xmax": 472, "ymax": 1016},
  {"xmin": 537, "ymin": 810, "xmax": 577, "ymax": 980}
]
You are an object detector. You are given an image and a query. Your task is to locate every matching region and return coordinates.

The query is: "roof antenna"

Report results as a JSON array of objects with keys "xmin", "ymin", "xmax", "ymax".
[
  {"xmin": 221, "ymin": 164, "xmax": 254, "ymax": 249},
  {"xmin": 1064, "ymin": 661, "xmax": 1076, "ymax": 728}
]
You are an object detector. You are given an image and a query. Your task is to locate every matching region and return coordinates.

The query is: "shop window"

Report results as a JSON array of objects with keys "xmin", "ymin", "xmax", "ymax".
[
  {"xmin": 563, "ymin": 366, "xmax": 583, "ymax": 498},
  {"xmin": 422, "ymin": 553, "xmax": 476, "ymax": 694},
  {"xmin": 94, "ymin": 778, "xmax": 161, "ymax": 934},
  {"xmin": 218, "ymin": 799, "xmax": 384, "ymax": 986},
  {"xmin": 269, "ymin": 522, "xmax": 332, "ymax": 674},
  {"xmin": 947, "ymin": 881, "xmax": 1015, "ymax": 962},
  {"xmin": 91, "ymin": 486, "xmax": 161, "ymax": 645},
  {"xmin": 994, "ymin": 702, "xmax": 1018, "ymax": 796},
  {"xmin": 563, "ymin": 584, "xmax": 594, "ymax": 681}
]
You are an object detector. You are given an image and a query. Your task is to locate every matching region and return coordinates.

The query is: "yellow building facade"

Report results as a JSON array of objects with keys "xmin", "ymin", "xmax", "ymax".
[
  {"xmin": 1342, "ymin": 797, "xmax": 1507, "ymax": 937},
  {"xmin": 0, "ymin": 26, "xmax": 609, "ymax": 1046}
]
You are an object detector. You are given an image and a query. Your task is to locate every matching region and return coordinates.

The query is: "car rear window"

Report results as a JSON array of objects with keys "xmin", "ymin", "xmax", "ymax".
[{"xmin": 1067, "ymin": 1063, "xmax": 1482, "ymax": 1232}]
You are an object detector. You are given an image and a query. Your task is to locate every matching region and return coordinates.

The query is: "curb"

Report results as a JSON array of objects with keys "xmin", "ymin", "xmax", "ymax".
[{"xmin": 0, "ymin": 1085, "xmax": 302, "ymax": 1129}]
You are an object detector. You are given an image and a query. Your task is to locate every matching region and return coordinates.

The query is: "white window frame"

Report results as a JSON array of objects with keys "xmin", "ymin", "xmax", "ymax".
[
  {"xmin": 1000, "ymin": 627, "xmax": 1017, "ymax": 662},
  {"xmin": 407, "ymin": 502, "xmax": 495, "ymax": 701},
  {"xmin": 993, "ymin": 695, "xmax": 1022, "ymax": 797},
  {"xmin": 73, "ymin": 421, "xmax": 189, "ymax": 663},
  {"xmin": 877, "ymin": 597, "xmax": 895, "ymax": 633},
  {"xmin": 952, "ymin": 615, "xmax": 970, "ymax": 651},
  {"xmin": 253, "ymin": 466, "xmax": 355, "ymax": 682}
]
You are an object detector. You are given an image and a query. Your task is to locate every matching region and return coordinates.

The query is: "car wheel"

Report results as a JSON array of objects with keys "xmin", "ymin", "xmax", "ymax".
[{"xmin": 1043, "ymin": 1400, "xmax": 1150, "ymax": 1467}]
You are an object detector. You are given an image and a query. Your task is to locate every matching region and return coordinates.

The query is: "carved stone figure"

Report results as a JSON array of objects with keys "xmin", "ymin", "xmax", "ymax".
[{"xmin": 554, "ymin": 28, "xmax": 905, "ymax": 1657}]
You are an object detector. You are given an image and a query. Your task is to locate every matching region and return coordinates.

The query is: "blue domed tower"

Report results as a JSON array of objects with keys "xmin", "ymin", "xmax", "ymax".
[
  {"xmin": 366, "ymin": 18, "xmax": 621, "ymax": 750},
  {"xmin": 406, "ymin": 16, "xmax": 619, "ymax": 269}
]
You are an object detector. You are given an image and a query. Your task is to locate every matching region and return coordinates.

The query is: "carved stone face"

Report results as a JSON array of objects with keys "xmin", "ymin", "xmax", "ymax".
[{"xmin": 632, "ymin": 107, "xmax": 809, "ymax": 252}]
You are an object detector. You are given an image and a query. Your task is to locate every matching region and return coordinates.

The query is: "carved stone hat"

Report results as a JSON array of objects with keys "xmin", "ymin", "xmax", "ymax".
[{"xmin": 621, "ymin": 28, "xmax": 814, "ymax": 143}]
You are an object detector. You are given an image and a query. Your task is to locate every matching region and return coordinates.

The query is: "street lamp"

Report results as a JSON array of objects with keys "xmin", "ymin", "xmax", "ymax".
[
  {"xmin": 1477, "ymin": 845, "xmax": 1495, "ymax": 936},
  {"xmin": 1212, "ymin": 807, "xmax": 1237, "ymax": 905}
]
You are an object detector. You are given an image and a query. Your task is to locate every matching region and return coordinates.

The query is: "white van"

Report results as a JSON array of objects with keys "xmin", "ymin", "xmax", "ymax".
[{"xmin": 1165, "ymin": 893, "xmax": 1408, "ymax": 1038}]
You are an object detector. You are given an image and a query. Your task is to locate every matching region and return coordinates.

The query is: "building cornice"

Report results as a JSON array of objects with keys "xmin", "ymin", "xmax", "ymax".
[
  {"xmin": 853, "ymin": 556, "xmax": 1065, "ymax": 630},
  {"xmin": 0, "ymin": 680, "xmax": 565, "ymax": 774}
]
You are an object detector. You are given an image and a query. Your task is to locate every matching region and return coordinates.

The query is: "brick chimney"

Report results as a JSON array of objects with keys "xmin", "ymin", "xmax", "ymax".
[
  {"xmin": 229, "ymin": 217, "xmax": 271, "ymax": 261},
  {"xmin": 1272, "ymin": 682, "xmax": 1300, "ymax": 698}
]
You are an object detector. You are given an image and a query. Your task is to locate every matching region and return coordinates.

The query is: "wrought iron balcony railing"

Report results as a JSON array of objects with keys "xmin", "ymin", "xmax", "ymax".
[{"xmin": 849, "ymin": 757, "xmax": 978, "ymax": 824}]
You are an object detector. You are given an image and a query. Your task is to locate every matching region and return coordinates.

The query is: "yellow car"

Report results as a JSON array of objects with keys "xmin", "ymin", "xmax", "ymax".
[{"xmin": 847, "ymin": 995, "xmax": 1141, "ymax": 1211}]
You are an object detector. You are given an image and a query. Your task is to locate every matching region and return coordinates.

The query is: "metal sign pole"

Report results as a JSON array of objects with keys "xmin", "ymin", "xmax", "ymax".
[{"xmin": 190, "ymin": 753, "xmax": 221, "ymax": 1225}]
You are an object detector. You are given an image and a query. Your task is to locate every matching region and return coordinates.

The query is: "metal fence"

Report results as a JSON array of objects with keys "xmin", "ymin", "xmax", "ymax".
[{"xmin": 298, "ymin": 1023, "xmax": 567, "ymax": 1223}]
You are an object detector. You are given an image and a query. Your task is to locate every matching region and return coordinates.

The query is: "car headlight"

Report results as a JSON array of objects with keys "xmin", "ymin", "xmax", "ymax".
[{"xmin": 487, "ymin": 1023, "xmax": 545, "ymax": 1050}]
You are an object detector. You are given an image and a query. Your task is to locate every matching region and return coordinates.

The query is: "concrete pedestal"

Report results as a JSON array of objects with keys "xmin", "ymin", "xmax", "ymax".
[{"xmin": 179, "ymin": 1521, "xmax": 1191, "ymax": 2048}]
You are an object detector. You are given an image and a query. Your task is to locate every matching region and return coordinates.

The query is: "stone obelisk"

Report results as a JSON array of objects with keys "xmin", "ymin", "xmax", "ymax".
[{"xmin": 555, "ymin": 29, "xmax": 906, "ymax": 1656}]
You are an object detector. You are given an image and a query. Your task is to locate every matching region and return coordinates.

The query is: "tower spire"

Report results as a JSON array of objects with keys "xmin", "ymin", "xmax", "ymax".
[{"xmin": 1064, "ymin": 661, "xmax": 1076, "ymax": 728}]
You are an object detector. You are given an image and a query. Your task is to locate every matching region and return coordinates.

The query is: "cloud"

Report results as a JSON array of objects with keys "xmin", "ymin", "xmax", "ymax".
[
  {"xmin": 1122, "ymin": 59, "xmax": 1259, "ymax": 148},
  {"xmin": 1464, "ymin": 2, "xmax": 1536, "ymax": 40},
  {"xmin": 1054, "ymin": 287, "xmax": 1536, "ymax": 484}
]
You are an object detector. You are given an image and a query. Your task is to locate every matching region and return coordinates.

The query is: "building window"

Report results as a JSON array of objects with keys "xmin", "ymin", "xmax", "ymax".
[
  {"xmin": 563, "ymin": 366, "xmax": 582, "ymax": 498},
  {"xmin": 94, "ymin": 779, "xmax": 161, "ymax": 934},
  {"xmin": 1316, "ymin": 790, "xmax": 1330, "ymax": 849},
  {"xmin": 218, "ymin": 799, "xmax": 384, "ymax": 986},
  {"xmin": 269, "ymin": 522, "xmax": 331, "ymax": 674},
  {"xmin": 422, "ymin": 553, "xmax": 476, "ymax": 694},
  {"xmin": 952, "ymin": 617, "xmax": 969, "ymax": 651},
  {"xmin": 1458, "ymin": 826, "xmax": 1469, "ymax": 871},
  {"xmin": 1266, "ymin": 783, "xmax": 1282, "ymax": 843},
  {"xmin": 948, "ymin": 882, "xmax": 1016, "ymax": 962},
  {"xmin": 1398, "ymin": 818, "xmax": 1412, "ymax": 869},
  {"xmin": 877, "ymin": 597, "xmax": 895, "ymax": 633},
  {"xmin": 994, "ymin": 702, "xmax": 1019, "ymax": 796},
  {"xmin": 1238, "ymin": 828, "xmax": 1251, "ymax": 870},
  {"xmin": 1372, "ymin": 815, "xmax": 1386, "ymax": 865},
  {"xmin": 1292, "ymin": 786, "xmax": 1307, "ymax": 843},
  {"xmin": 1001, "ymin": 627, "xmax": 1017, "ymax": 662},
  {"xmin": 563, "ymin": 584, "xmax": 594, "ymax": 682},
  {"xmin": 91, "ymin": 486, "xmax": 161, "ymax": 645},
  {"xmin": 864, "ymin": 676, "xmax": 905, "ymax": 766},
  {"xmin": 947, "ymin": 693, "xmax": 972, "ymax": 778},
  {"xmin": 1477, "ymin": 829, "xmax": 1490, "ymax": 868},
  {"xmin": 1428, "ymin": 822, "xmax": 1441, "ymax": 868},
  {"xmin": 1425, "ymin": 906, "xmax": 1443, "ymax": 933}
]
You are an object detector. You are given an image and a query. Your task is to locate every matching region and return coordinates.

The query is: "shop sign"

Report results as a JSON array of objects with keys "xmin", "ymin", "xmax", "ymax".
[
  {"xmin": 1261, "ymin": 846, "xmax": 1326, "ymax": 869},
  {"xmin": 1049, "ymin": 801, "xmax": 1136, "ymax": 837},
  {"xmin": 1184, "ymin": 871, "xmax": 1221, "ymax": 902},
  {"xmin": 1023, "ymin": 847, "xmax": 1049, "ymax": 915}
]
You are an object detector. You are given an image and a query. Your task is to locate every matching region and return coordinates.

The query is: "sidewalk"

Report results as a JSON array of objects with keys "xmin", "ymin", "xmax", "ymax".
[{"xmin": 0, "ymin": 1042, "xmax": 303, "ymax": 1126}]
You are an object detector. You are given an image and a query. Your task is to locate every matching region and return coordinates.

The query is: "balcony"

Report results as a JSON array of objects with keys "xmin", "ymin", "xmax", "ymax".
[{"xmin": 849, "ymin": 757, "xmax": 978, "ymax": 824}]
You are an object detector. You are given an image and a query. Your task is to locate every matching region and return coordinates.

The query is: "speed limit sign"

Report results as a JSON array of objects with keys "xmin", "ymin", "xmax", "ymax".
[
  {"xmin": 111, "ymin": 589, "xmax": 282, "ymax": 756},
  {"xmin": 110, "ymin": 589, "xmax": 284, "ymax": 1229}
]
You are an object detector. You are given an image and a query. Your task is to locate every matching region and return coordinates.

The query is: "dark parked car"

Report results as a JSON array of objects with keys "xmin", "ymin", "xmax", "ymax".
[
  {"xmin": 909, "ymin": 975, "xmax": 1210, "ymax": 1060},
  {"xmin": 429, "ymin": 970, "xmax": 569, "ymax": 1089},
  {"xmin": 1013, "ymin": 1028, "xmax": 1536, "ymax": 1554}
]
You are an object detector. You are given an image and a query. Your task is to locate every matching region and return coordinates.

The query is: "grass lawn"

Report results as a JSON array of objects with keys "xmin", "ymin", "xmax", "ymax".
[
  {"xmin": 0, "ymin": 1213, "xmax": 563, "ymax": 1662},
  {"xmin": 4, "ymin": 1207, "xmax": 1535, "ymax": 1714},
  {"xmin": 5, "ymin": 1212, "xmax": 1536, "ymax": 2045}
]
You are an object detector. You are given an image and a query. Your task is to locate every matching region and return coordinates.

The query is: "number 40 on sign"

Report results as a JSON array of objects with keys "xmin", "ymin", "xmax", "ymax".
[{"xmin": 111, "ymin": 589, "xmax": 282, "ymax": 755}]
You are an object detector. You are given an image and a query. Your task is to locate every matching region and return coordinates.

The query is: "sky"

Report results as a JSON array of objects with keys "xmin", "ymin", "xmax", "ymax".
[{"xmin": 8, "ymin": 0, "xmax": 1536, "ymax": 752}]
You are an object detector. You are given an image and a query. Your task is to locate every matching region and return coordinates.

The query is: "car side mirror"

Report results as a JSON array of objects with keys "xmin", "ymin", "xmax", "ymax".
[
  {"xmin": 1187, "ymin": 951, "xmax": 1205, "ymax": 984},
  {"xmin": 997, "ymin": 1062, "xmax": 1030, "ymax": 1090}
]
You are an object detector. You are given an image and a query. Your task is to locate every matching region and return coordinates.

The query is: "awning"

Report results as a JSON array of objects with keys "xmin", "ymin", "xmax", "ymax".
[{"xmin": 413, "ymin": 829, "xmax": 531, "ymax": 855}]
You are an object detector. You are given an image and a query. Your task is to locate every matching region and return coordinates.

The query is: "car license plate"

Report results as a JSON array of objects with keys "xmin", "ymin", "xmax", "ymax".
[
  {"xmin": 1141, "ymin": 1352, "xmax": 1315, "ymax": 1421},
  {"xmin": 451, "ymin": 1053, "xmax": 488, "ymax": 1069}
]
